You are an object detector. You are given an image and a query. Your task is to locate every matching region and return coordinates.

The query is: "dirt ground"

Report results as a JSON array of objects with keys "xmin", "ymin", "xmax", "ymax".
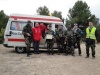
[{"xmin": 0, "ymin": 44, "xmax": 100, "ymax": 75}]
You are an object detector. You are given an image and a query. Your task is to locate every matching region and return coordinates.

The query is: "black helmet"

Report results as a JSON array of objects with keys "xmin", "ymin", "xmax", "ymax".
[
  {"xmin": 27, "ymin": 20, "xmax": 31, "ymax": 23},
  {"xmin": 67, "ymin": 24, "xmax": 71, "ymax": 28},
  {"xmin": 67, "ymin": 24, "xmax": 71, "ymax": 30}
]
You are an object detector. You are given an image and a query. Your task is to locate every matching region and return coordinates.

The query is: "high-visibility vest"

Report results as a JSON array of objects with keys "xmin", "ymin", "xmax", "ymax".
[{"xmin": 86, "ymin": 27, "xmax": 96, "ymax": 39}]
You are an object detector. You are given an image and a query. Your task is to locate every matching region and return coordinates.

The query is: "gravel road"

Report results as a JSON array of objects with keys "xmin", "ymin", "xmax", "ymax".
[{"xmin": 0, "ymin": 44, "xmax": 100, "ymax": 75}]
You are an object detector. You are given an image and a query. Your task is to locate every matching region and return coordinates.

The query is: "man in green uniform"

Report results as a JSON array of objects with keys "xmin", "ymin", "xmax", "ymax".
[
  {"xmin": 45, "ymin": 25, "xmax": 55, "ymax": 55},
  {"xmin": 22, "ymin": 20, "xmax": 32, "ymax": 57},
  {"xmin": 64, "ymin": 25, "xmax": 75, "ymax": 56},
  {"xmin": 56, "ymin": 25, "xmax": 65, "ymax": 54}
]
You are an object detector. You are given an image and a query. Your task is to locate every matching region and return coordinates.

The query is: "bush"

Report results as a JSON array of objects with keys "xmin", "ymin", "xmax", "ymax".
[
  {"xmin": 0, "ymin": 28, "xmax": 5, "ymax": 44},
  {"xmin": 95, "ymin": 25, "xmax": 100, "ymax": 42}
]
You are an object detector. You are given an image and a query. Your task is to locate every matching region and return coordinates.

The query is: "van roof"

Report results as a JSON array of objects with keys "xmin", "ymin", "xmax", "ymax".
[{"xmin": 10, "ymin": 14, "xmax": 63, "ymax": 24}]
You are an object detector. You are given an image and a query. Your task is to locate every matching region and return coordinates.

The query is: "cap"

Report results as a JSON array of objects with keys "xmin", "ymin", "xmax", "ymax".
[{"xmin": 67, "ymin": 24, "xmax": 71, "ymax": 27}]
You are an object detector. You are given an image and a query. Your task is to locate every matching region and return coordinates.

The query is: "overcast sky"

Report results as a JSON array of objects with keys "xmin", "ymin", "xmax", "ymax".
[{"xmin": 0, "ymin": 0, "xmax": 100, "ymax": 19}]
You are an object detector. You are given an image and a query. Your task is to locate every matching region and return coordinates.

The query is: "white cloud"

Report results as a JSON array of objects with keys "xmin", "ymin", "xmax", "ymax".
[{"xmin": 0, "ymin": 0, "xmax": 100, "ymax": 19}]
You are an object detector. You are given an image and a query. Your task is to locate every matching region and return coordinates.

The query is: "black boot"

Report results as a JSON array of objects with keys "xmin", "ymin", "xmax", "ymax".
[
  {"xmin": 85, "ymin": 55, "xmax": 89, "ymax": 58},
  {"xmin": 92, "ymin": 55, "xmax": 95, "ymax": 59},
  {"xmin": 27, "ymin": 53, "xmax": 30, "ymax": 57},
  {"xmin": 79, "ymin": 54, "xmax": 82, "ymax": 56}
]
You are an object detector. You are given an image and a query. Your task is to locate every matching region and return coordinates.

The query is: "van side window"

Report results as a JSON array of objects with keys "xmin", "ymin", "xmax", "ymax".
[
  {"xmin": 10, "ymin": 22, "xmax": 17, "ymax": 30},
  {"xmin": 10, "ymin": 21, "xmax": 32, "ymax": 31}
]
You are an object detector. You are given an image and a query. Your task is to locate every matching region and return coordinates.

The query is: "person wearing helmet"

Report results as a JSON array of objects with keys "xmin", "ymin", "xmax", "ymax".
[
  {"xmin": 55, "ymin": 25, "xmax": 65, "ymax": 54},
  {"xmin": 22, "ymin": 20, "xmax": 33, "ymax": 57},
  {"xmin": 64, "ymin": 24, "xmax": 75, "ymax": 56}
]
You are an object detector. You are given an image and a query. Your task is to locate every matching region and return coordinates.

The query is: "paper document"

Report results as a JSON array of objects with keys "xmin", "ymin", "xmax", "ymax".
[{"xmin": 46, "ymin": 34, "xmax": 53, "ymax": 39}]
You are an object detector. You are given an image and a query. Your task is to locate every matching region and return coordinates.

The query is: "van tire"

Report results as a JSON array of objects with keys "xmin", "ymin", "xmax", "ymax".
[{"xmin": 15, "ymin": 47, "xmax": 26, "ymax": 53}]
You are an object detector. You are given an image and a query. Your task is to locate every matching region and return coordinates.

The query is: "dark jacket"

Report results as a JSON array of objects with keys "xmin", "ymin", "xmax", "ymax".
[
  {"xmin": 22, "ymin": 24, "xmax": 32, "ymax": 45},
  {"xmin": 22, "ymin": 24, "xmax": 32, "ymax": 37},
  {"xmin": 56, "ymin": 29, "xmax": 65, "ymax": 43}
]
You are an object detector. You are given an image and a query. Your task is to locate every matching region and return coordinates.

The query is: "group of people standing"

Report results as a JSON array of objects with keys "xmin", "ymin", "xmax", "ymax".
[
  {"xmin": 56, "ymin": 23, "xmax": 82, "ymax": 56},
  {"xmin": 22, "ymin": 20, "xmax": 97, "ymax": 59},
  {"xmin": 22, "ymin": 21, "xmax": 46, "ymax": 56}
]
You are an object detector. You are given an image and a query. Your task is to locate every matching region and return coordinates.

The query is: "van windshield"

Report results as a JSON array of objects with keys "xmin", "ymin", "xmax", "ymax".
[{"xmin": 10, "ymin": 21, "xmax": 32, "ymax": 31}]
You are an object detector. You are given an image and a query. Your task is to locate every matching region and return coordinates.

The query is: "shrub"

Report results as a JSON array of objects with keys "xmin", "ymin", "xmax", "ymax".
[
  {"xmin": 95, "ymin": 25, "xmax": 100, "ymax": 42},
  {"xmin": 0, "ymin": 28, "xmax": 5, "ymax": 44}
]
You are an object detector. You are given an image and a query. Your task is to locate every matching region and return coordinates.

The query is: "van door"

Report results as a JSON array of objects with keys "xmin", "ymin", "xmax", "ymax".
[{"xmin": 7, "ymin": 21, "xmax": 30, "ymax": 47}]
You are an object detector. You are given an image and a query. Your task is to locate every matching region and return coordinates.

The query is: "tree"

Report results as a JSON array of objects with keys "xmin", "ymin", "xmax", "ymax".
[
  {"xmin": 95, "ymin": 25, "xmax": 100, "ymax": 42},
  {"xmin": 67, "ymin": 0, "xmax": 100, "ymax": 42},
  {"xmin": 68, "ymin": 0, "xmax": 91, "ymax": 27},
  {"xmin": 37, "ymin": 6, "xmax": 50, "ymax": 16},
  {"xmin": 0, "ymin": 28, "xmax": 5, "ymax": 43},
  {"xmin": 52, "ymin": 10, "xmax": 62, "ymax": 19},
  {"xmin": 0, "ymin": 10, "xmax": 9, "ymax": 43},
  {"xmin": 89, "ymin": 15, "xmax": 100, "ymax": 25},
  {"xmin": 65, "ymin": 18, "xmax": 70, "ymax": 26},
  {"xmin": 0, "ymin": 10, "xmax": 9, "ymax": 30}
]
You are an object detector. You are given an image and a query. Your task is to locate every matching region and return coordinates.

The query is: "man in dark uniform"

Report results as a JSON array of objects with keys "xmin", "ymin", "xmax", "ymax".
[
  {"xmin": 22, "ymin": 20, "xmax": 32, "ymax": 57},
  {"xmin": 73, "ymin": 23, "xmax": 83, "ymax": 56},
  {"xmin": 85, "ymin": 20, "xmax": 97, "ymax": 58},
  {"xmin": 56, "ymin": 25, "xmax": 65, "ymax": 54},
  {"xmin": 64, "ymin": 25, "xmax": 75, "ymax": 56},
  {"xmin": 45, "ymin": 25, "xmax": 55, "ymax": 55}
]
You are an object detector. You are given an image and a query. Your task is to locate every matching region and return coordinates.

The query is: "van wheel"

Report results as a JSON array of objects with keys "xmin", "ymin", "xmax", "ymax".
[{"xmin": 15, "ymin": 47, "xmax": 26, "ymax": 53}]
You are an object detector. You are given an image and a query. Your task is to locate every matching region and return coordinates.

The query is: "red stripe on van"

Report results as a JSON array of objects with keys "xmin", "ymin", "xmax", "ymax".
[
  {"xmin": 10, "ymin": 16, "xmax": 62, "ymax": 22},
  {"xmin": 8, "ymin": 38, "xmax": 25, "ymax": 42}
]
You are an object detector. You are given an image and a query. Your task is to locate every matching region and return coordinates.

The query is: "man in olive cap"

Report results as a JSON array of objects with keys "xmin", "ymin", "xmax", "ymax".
[
  {"xmin": 64, "ymin": 24, "xmax": 75, "ymax": 56},
  {"xmin": 56, "ymin": 25, "xmax": 65, "ymax": 54},
  {"xmin": 22, "ymin": 20, "xmax": 32, "ymax": 57}
]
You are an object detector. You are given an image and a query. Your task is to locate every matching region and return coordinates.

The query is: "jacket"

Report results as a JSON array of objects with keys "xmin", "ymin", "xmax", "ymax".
[
  {"xmin": 86, "ymin": 27, "xmax": 96, "ymax": 40},
  {"xmin": 32, "ymin": 27, "xmax": 42, "ymax": 41}
]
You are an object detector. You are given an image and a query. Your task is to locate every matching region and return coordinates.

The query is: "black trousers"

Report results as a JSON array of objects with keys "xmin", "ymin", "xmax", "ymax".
[
  {"xmin": 74, "ymin": 41, "xmax": 81, "ymax": 55},
  {"xmin": 46, "ymin": 39, "xmax": 54, "ymax": 54},
  {"xmin": 86, "ymin": 46, "xmax": 95, "ymax": 57},
  {"xmin": 86, "ymin": 39, "xmax": 95, "ymax": 57},
  {"xmin": 57, "ymin": 43, "xmax": 65, "ymax": 53},
  {"xmin": 33, "ymin": 41, "xmax": 39, "ymax": 53}
]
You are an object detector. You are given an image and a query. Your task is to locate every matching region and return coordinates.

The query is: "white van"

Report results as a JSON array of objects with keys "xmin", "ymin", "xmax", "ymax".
[{"xmin": 3, "ymin": 14, "xmax": 66, "ymax": 53}]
